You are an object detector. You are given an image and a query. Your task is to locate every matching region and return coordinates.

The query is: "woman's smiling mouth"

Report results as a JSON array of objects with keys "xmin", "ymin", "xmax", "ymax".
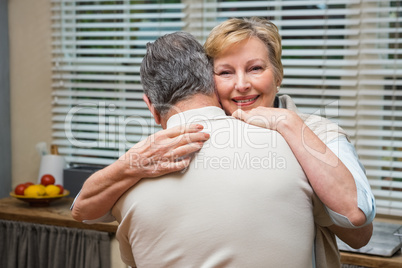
[{"xmin": 232, "ymin": 95, "xmax": 259, "ymax": 106}]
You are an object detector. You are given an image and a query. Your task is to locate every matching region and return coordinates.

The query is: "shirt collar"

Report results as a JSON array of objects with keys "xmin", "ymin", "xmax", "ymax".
[{"xmin": 166, "ymin": 106, "xmax": 227, "ymax": 129}]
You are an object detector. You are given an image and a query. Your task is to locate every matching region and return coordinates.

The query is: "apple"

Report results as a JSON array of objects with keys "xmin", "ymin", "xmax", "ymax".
[
  {"xmin": 14, "ymin": 184, "xmax": 28, "ymax": 195},
  {"xmin": 55, "ymin": 184, "xmax": 64, "ymax": 194},
  {"xmin": 40, "ymin": 174, "xmax": 55, "ymax": 186}
]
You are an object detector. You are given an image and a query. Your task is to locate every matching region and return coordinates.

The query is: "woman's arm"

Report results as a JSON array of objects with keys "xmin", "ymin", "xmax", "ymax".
[
  {"xmin": 233, "ymin": 108, "xmax": 369, "ymax": 226},
  {"xmin": 329, "ymin": 223, "xmax": 373, "ymax": 249},
  {"xmin": 324, "ymin": 137, "xmax": 375, "ymax": 228},
  {"xmin": 71, "ymin": 124, "xmax": 210, "ymax": 222}
]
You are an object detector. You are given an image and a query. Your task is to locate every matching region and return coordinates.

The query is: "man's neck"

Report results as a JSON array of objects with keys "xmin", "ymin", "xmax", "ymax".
[{"xmin": 160, "ymin": 94, "xmax": 221, "ymax": 128}]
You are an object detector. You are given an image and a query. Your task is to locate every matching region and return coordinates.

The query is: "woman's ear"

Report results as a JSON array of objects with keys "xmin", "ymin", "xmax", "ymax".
[{"xmin": 143, "ymin": 94, "xmax": 161, "ymax": 125}]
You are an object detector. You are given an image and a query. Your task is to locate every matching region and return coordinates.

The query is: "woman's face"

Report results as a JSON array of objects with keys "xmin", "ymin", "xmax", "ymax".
[{"xmin": 213, "ymin": 37, "xmax": 278, "ymax": 115}]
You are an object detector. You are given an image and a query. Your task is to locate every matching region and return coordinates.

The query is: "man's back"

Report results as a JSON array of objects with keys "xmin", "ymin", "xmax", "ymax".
[{"xmin": 113, "ymin": 107, "xmax": 315, "ymax": 267}]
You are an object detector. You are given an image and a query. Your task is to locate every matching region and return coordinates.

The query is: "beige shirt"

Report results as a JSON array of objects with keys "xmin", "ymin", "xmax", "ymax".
[{"xmin": 113, "ymin": 106, "xmax": 323, "ymax": 268}]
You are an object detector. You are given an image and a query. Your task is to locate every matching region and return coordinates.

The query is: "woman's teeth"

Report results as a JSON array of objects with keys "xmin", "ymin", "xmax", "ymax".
[{"xmin": 234, "ymin": 96, "xmax": 258, "ymax": 103}]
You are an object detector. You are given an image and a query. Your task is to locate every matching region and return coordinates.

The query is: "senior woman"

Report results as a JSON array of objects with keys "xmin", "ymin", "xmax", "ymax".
[
  {"xmin": 72, "ymin": 18, "xmax": 375, "ymax": 267},
  {"xmin": 204, "ymin": 17, "xmax": 375, "ymax": 267}
]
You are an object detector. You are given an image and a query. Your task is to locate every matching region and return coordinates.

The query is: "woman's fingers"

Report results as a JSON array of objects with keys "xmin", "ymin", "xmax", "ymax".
[
  {"xmin": 125, "ymin": 124, "xmax": 209, "ymax": 178},
  {"xmin": 164, "ymin": 142, "xmax": 204, "ymax": 159},
  {"xmin": 232, "ymin": 109, "xmax": 270, "ymax": 129},
  {"xmin": 232, "ymin": 108, "xmax": 289, "ymax": 131},
  {"xmin": 152, "ymin": 124, "xmax": 209, "ymax": 148},
  {"xmin": 232, "ymin": 109, "xmax": 247, "ymax": 121},
  {"xmin": 165, "ymin": 124, "xmax": 205, "ymax": 138},
  {"xmin": 174, "ymin": 132, "xmax": 210, "ymax": 147}
]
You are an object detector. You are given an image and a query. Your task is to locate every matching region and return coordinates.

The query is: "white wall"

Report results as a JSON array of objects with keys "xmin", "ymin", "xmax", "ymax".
[
  {"xmin": 7, "ymin": 3, "xmax": 128, "ymax": 266},
  {"xmin": 8, "ymin": 0, "xmax": 53, "ymax": 187}
]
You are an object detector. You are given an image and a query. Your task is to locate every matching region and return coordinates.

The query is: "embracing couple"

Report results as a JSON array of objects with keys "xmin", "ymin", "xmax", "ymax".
[{"xmin": 72, "ymin": 17, "xmax": 375, "ymax": 268}]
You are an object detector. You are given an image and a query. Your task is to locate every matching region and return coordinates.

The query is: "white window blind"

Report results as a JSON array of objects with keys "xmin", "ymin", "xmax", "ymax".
[{"xmin": 51, "ymin": 0, "xmax": 401, "ymax": 216}]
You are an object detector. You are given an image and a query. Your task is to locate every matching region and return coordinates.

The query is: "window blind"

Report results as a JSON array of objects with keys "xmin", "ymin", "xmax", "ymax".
[
  {"xmin": 353, "ymin": 0, "xmax": 402, "ymax": 216},
  {"xmin": 51, "ymin": 0, "xmax": 401, "ymax": 216}
]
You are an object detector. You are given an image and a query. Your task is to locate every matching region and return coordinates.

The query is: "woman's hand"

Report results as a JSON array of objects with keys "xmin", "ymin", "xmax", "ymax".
[
  {"xmin": 232, "ymin": 107, "xmax": 289, "ymax": 132},
  {"xmin": 72, "ymin": 124, "xmax": 210, "ymax": 222},
  {"xmin": 121, "ymin": 123, "xmax": 210, "ymax": 178}
]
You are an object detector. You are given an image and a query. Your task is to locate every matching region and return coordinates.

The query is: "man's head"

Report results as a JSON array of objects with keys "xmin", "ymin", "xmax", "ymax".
[{"xmin": 140, "ymin": 32, "xmax": 215, "ymax": 120}]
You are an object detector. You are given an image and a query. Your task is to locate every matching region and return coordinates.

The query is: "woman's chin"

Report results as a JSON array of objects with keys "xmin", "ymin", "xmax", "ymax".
[
  {"xmin": 235, "ymin": 105, "xmax": 254, "ymax": 112},
  {"xmin": 224, "ymin": 104, "xmax": 255, "ymax": 116}
]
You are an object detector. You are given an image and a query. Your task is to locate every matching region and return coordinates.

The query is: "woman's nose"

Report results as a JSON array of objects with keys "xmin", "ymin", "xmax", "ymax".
[{"xmin": 234, "ymin": 74, "xmax": 251, "ymax": 92}]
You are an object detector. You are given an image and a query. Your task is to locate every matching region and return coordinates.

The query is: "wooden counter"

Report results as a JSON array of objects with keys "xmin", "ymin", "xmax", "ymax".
[
  {"xmin": 340, "ymin": 250, "xmax": 402, "ymax": 268},
  {"xmin": 0, "ymin": 197, "xmax": 118, "ymax": 233},
  {"xmin": 2, "ymin": 197, "xmax": 402, "ymax": 267},
  {"xmin": 339, "ymin": 217, "xmax": 402, "ymax": 268}
]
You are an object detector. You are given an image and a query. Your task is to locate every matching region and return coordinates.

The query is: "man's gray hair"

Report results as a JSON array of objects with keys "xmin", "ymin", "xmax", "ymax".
[{"xmin": 140, "ymin": 32, "xmax": 215, "ymax": 116}]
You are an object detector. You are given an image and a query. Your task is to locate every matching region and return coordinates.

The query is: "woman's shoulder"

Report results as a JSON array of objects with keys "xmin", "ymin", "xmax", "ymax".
[{"xmin": 278, "ymin": 94, "xmax": 349, "ymax": 143}]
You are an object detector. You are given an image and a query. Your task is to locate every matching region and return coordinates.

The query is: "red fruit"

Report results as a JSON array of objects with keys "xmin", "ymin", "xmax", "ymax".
[
  {"xmin": 24, "ymin": 182, "xmax": 34, "ymax": 187},
  {"xmin": 55, "ymin": 184, "xmax": 64, "ymax": 194},
  {"xmin": 40, "ymin": 174, "xmax": 55, "ymax": 186},
  {"xmin": 15, "ymin": 184, "xmax": 28, "ymax": 195}
]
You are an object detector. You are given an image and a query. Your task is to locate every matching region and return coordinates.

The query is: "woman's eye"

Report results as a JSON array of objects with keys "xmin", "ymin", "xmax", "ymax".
[
  {"xmin": 216, "ymin": 70, "xmax": 231, "ymax": 76},
  {"xmin": 250, "ymin": 66, "xmax": 263, "ymax": 72}
]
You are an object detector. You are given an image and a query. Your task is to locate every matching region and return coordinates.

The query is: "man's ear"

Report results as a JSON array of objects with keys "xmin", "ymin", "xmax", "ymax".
[{"xmin": 143, "ymin": 94, "xmax": 161, "ymax": 125}]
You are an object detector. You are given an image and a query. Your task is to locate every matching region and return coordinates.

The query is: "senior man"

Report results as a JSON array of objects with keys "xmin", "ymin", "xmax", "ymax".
[{"xmin": 88, "ymin": 31, "xmax": 323, "ymax": 267}]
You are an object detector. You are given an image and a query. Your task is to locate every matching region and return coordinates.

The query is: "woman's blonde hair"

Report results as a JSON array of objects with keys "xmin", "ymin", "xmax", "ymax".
[{"xmin": 204, "ymin": 17, "xmax": 283, "ymax": 84}]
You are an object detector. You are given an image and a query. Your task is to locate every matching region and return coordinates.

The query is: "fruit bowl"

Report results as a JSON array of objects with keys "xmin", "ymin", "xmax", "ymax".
[{"xmin": 10, "ymin": 190, "xmax": 70, "ymax": 207}]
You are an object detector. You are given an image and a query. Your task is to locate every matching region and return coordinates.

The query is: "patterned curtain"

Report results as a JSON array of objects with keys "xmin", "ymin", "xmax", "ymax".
[{"xmin": 0, "ymin": 220, "xmax": 110, "ymax": 268}]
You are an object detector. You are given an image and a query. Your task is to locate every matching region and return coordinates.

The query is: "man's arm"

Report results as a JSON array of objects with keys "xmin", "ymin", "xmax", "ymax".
[{"xmin": 71, "ymin": 124, "xmax": 209, "ymax": 222}]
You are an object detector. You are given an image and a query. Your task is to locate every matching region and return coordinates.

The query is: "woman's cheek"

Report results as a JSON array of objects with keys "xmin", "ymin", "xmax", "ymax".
[
  {"xmin": 215, "ymin": 87, "xmax": 233, "ymax": 114},
  {"xmin": 215, "ymin": 78, "xmax": 233, "ymax": 98},
  {"xmin": 220, "ymin": 100, "xmax": 235, "ymax": 115}
]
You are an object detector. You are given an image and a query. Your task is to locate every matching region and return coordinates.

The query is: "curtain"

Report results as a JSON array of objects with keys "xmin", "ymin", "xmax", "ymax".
[{"xmin": 0, "ymin": 220, "xmax": 111, "ymax": 268}]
